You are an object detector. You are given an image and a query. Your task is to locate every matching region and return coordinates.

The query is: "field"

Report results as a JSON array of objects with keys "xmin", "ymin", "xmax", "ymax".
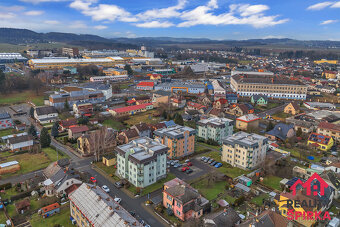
[
  {"xmin": 262, "ymin": 175, "xmax": 282, "ymax": 191},
  {"xmin": 124, "ymin": 110, "xmax": 161, "ymax": 126},
  {"xmin": 0, "ymin": 147, "xmax": 68, "ymax": 179},
  {"xmin": 29, "ymin": 205, "xmax": 72, "ymax": 227},
  {"xmin": 0, "ymin": 90, "xmax": 45, "ymax": 106},
  {"xmin": 192, "ymin": 179, "xmax": 227, "ymax": 200},
  {"xmin": 102, "ymin": 119, "xmax": 126, "ymax": 131},
  {"xmin": 251, "ymin": 193, "xmax": 270, "ymax": 206}
]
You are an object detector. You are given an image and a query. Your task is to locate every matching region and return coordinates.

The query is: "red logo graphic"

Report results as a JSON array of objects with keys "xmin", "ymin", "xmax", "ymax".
[{"xmin": 291, "ymin": 172, "xmax": 328, "ymax": 196}]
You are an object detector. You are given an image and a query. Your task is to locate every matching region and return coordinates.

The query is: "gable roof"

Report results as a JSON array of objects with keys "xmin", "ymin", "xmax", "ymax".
[
  {"xmin": 266, "ymin": 123, "xmax": 294, "ymax": 140},
  {"xmin": 132, "ymin": 123, "xmax": 150, "ymax": 132},
  {"xmin": 69, "ymin": 125, "xmax": 89, "ymax": 134},
  {"xmin": 308, "ymin": 133, "xmax": 332, "ymax": 145},
  {"xmin": 205, "ymin": 208, "xmax": 241, "ymax": 227},
  {"xmin": 237, "ymin": 210, "xmax": 289, "ymax": 227},
  {"xmin": 111, "ymin": 103, "xmax": 152, "ymax": 114},
  {"xmin": 252, "ymin": 95, "xmax": 268, "ymax": 102},
  {"xmin": 60, "ymin": 118, "xmax": 77, "ymax": 128},
  {"xmin": 137, "ymin": 81, "xmax": 154, "ymax": 87},
  {"xmin": 35, "ymin": 106, "xmax": 58, "ymax": 116},
  {"xmin": 8, "ymin": 135, "xmax": 33, "ymax": 144},
  {"xmin": 122, "ymin": 128, "xmax": 139, "ymax": 139},
  {"xmin": 41, "ymin": 203, "xmax": 60, "ymax": 213},
  {"xmin": 318, "ymin": 121, "xmax": 340, "ymax": 133}
]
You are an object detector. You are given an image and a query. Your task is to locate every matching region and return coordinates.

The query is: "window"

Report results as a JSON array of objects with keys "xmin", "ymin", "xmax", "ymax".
[{"xmin": 176, "ymin": 210, "xmax": 181, "ymax": 216}]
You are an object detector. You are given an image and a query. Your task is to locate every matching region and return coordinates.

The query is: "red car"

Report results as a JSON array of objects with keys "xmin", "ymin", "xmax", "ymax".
[
  {"xmin": 181, "ymin": 166, "xmax": 189, "ymax": 172},
  {"xmin": 187, "ymin": 162, "xmax": 193, "ymax": 166},
  {"xmin": 90, "ymin": 177, "xmax": 97, "ymax": 183}
]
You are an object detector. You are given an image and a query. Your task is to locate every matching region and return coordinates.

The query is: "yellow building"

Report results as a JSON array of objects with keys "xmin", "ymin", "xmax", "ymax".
[
  {"xmin": 106, "ymin": 56, "xmax": 126, "ymax": 64},
  {"xmin": 103, "ymin": 68, "xmax": 127, "ymax": 76},
  {"xmin": 28, "ymin": 58, "xmax": 115, "ymax": 69},
  {"xmin": 314, "ymin": 59, "xmax": 338, "ymax": 64},
  {"xmin": 307, "ymin": 133, "xmax": 334, "ymax": 151},
  {"xmin": 277, "ymin": 192, "xmax": 318, "ymax": 227},
  {"xmin": 322, "ymin": 71, "xmax": 338, "ymax": 79},
  {"xmin": 102, "ymin": 154, "xmax": 116, "ymax": 166}
]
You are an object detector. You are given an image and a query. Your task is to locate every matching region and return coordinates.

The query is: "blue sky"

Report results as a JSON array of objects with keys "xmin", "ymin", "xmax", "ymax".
[{"xmin": 1, "ymin": 0, "xmax": 340, "ymax": 40}]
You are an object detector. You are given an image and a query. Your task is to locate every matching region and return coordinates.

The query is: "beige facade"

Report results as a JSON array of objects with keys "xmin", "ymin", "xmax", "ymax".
[
  {"xmin": 222, "ymin": 132, "xmax": 269, "ymax": 170},
  {"xmin": 231, "ymin": 74, "xmax": 307, "ymax": 100}
]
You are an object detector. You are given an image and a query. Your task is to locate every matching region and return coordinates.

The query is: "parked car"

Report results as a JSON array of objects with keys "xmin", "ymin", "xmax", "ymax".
[
  {"xmin": 215, "ymin": 163, "xmax": 223, "ymax": 168},
  {"xmin": 90, "ymin": 177, "xmax": 97, "ymax": 183},
  {"xmin": 170, "ymin": 161, "xmax": 176, "ymax": 166},
  {"xmin": 174, "ymin": 164, "xmax": 180, "ymax": 168},
  {"xmin": 204, "ymin": 158, "xmax": 210, "ymax": 163},
  {"xmin": 185, "ymin": 159, "xmax": 190, "ymax": 163},
  {"xmin": 129, "ymin": 211, "xmax": 136, "ymax": 217},
  {"xmin": 201, "ymin": 156, "xmax": 206, "ymax": 161},
  {"xmin": 185, "ymin": 169, "xmax": 193, "ymax": 174},
  {"xmin": 210, "ymin": 161, "xmax": 217, "ymax": 166},
  {"xmin": 114, "ymin": 181, "xmax": 123, "ymax": 188},
  {"xmin": 208, "ymin": 159, "xmax": 214, "ymax": 164},
  {"xmin": 102, "ymin": 185, "xmax": 110, "ymax": 193},
  {"xmin": 181, "ymin": 166, "xmax": 189, "ymax": 172},
  {"xmin": 187, "ymin": 162, "xmax": 193, "ymax": 166},
  {"xmin": 114, "ymin": 198, "xmax": 122, "ymax": 204}
]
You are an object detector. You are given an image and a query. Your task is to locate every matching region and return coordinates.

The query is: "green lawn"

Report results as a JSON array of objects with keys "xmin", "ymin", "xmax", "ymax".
[
  {"xmin": 124, "ymin": 110, "xmax": 161, "ymax": 126},
  {"xmin": 30, "ymin": 205, "xmax": 72, "ymax": 227},
  {"xmin": 262, "ymin": 175, "xmax": 282, "ymax": 191},
  {"xmin": 0, "ymin": 148, "xmax": 62, "ymax": 179},
  {"xmin": 205, "ymin": 151, "xmax": 251, "ymax": 178},
  {"xmin": 42, "ymin": 147, "xmax": 69, "ymax": 162},
  {"xmin": 0, "ymin": 151, "xmax": 15, "ymax": 158},
  {"xmin": 224, "ymin": 194, "xmax": 236, "ymax": 204},
  {"xmin": 94, "ymin": 162, "xmax": 119, "ymax": 181},
  {"xmin": 197, "ymin": 142, "xmax": 221, "ymax": 151},
  {"xmin": 103, "ymin": 119, "xmax": 126, "ymax": 130},
  {"xmin": 0, "ymin": 128, "xmax": 18, "ymax": 137},
  {"xmin": 0, "ymin": 90, "xmax": 44, "ymax": 106},
  {"xmin": 192, "ymin": 179, "xmax": 227, "ymax": 200},
  {"xmin": 272, "ymin": 112, "xmax": 291, "ymax": 119},
  {"xmin": 128, "ymin": 173, "xmax": 176, "ymax": 196},
  {"xmin": 0, "ymin": 187, "xmax": 21, "ymax": 200},
  {"xmin": 5, "ymin": 204, "xmax": 16, "ymax": 218},
  {"xmin": 251, "ymin": 193, "xmax": 270, "ymax": 206},
  {"xmin": 0, "ymin": 211, "xmax": 7, "ymax": 225}
]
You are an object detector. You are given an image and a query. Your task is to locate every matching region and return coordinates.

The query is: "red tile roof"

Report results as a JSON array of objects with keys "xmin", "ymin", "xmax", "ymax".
[
  {"xmin": 318, "ymin": 122, "xmax": 340, "ymax": 133},
  {"xmin": 60, "ymin": 119, "xmax": 77, "ymax": 128},
  {"xmin": 308, "ymin": 132, "xmax": 332, "ymax": 145},
  {"xmin": 111, "ymin": 103, "xmax": 153, "ymax": 114},
  {"xmin": 42, "ymin": 203, "xmax": 60, "ymax": 213},
  {"xmin": 187, "ymin": 101, "xmax": 205, "ymax": 109},
  {"xmin": 69, "ymin": 125, "xmax": 89, "ymax": 133},
  {"xmin": 137, "ymin": 82, "xmax": 154, "ymax": 87}
]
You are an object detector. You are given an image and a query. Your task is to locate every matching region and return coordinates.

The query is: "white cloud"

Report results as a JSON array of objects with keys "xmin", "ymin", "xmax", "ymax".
[
  {"xmin": 126, "ymin": 31, "xmax": 137, "ymax": 38},
  {"xmin": 69, "ymin": 0, "xmax": 288, "ymax": 29},
  {"xmin": 0, "ymin": 5, "xmax": 25, "ymax": 11},
  {"xmin": 20, "ymin": 0, "xmax": 69, "ymax": 4},
  {"xmin": 307, "ymin": 2, "xmax": 334, "ymax": 10},
  {"xmin": 137, "ymin": 0, "xmax": 187, "ymax": 20},
  {"xmin": 94, "ymin": 25, "xmax": 107, "ymax": 30},
  {"xmin": 24, "ymin": 10, "xmax": 44, "ymax": 16},
  {"xmin": 44, "ymin": 20, "xmax": 60, "ymax": 24},
  {"xmin": 0, "ymin": 12, "xmax": 16, "ymax": 19},
  {"xmin": 178, "ymin": 3, "xmax": 288, "ymax": 28},
  {"xmin": 69, "ymin": 20, "xmax": 87, "ymax": 29},
  {"xmin": 70, "ymin": 0, "xmax": 137, "ymax": 22},
  {"xmin": 263, "ymin": 35, "xmax": 285, "ymax": 39},
  {"xmin": 320, "ymin": 19, "xmax": 338, "ymax": 24},
  {"xmin": 136, "ymin": 21, "xmax": 174, "ymax": 28},
  {"xmin": 331, "ymin": 1, "xmax": 340, "ymax": 7}
]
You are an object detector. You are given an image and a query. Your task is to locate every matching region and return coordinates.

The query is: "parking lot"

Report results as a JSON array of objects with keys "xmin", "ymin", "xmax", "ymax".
[
  {"xmin": 169, "ymin": 157, "xmax": 214, "ymax": 181},
  {"xmin": 0, "ymin": 103, "xmax": 32, "ymax": 126}
]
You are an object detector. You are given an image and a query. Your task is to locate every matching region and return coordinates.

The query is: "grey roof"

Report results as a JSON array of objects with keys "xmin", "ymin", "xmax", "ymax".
[
  {"xmin": 8, "ymin": 135, "xmax": 33, "ymax": 144},
  {"xmin": 266, "ymin": 123, "xmax": 294, "ymax": 141},
  {"xmin": 35, "ymin": 106, "xmax": 58, "ymax": 116},
  {"xmin": 0, "ymin": 112, "xmax": 11, "ymax": 120},
  {"xmin": 154, "ymin": 90, "xmax": 171, "ymax": 96},
  {"xmin": 197, "ymin": 117, "xmax": 233, "ymax": 128},
  {"xmin": 115, "ymin": 137, "xmax": 168, "ymax": 164},
  {"xmin": 205, "ymin": 208, "xmax": 241, "ymax": 227},
  {"xmin": 81, "ymin": 82, "xmax": 111, "ymax": 91},
  {"xmin": 154, "ymin": 125, "xmax": 196, "ymax": 139},
  {"xmin": 235, "ymin": 183, "xmax": 251, "ymax": 193},
  {"xmin": 156, "ymin": 82, "xmax": 205, "ymax": 89},
  {"xmin": 69, "ymin": 183, "xmax": 142, "ymax": 227},
  {"xmin": 252, "ymin": 94, "xmax": 268, "ymax": 102},
  {"xmin": 223, "ymin": 131, "xmax": 268, "ymax": 148}
]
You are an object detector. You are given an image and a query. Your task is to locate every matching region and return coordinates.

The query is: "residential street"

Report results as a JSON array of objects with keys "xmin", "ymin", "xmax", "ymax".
[{"xmin": 258, "ymin": 103, "xmax": 288, "ymax": 118}]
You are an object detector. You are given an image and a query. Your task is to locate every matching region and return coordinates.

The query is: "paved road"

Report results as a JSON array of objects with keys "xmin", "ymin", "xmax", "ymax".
[
  {"xmin": 84, "ymin": 167, "xmax": 168, "ymax": 227},
  {"xmin": 258, "ymin": 103, "xmax": 288, "ymax": 118}
]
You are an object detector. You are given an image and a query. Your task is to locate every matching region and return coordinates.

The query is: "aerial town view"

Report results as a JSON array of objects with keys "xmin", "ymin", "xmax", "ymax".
[{"xmin": 0, "ymin": 0, "xmax": 340, "ymax": 227}]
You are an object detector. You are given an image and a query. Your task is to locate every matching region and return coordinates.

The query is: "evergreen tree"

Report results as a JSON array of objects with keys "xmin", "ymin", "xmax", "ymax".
[
  {"xmin": 40, "ymin": 127, "xmax": 51, "ymax": 148},
  {"xmin": 161, "ymin": 110, "xmax": 167, "ymax": 119},
  {"xmin": 29, "ymin": 107, "xmax": 35, "ymax": 118},
  {"xmin": 174, "ymin": 114, "xmax": 184, "ymax": 126},
  {"xmin": 296, "ymin": 127, "xmax": 303, "ymax": 137},
  {"xmin": 28, "ymin": 125, "xmax": 37, "ymax": 137},
  {"xmin": 64, "ymin": 100, "xmax": 70, "ymax": 110},
  {"xmin": 51, "ymin": 121, "xmax": 59, "ymax": 138},
  {"xmin": 124, "ymin": 64, "xmax": 133, "ymax": 76},
  {"xmin": 0, "ymin": 69, "xmax": 5, "ymax": 91},
  {"xmin": 77, "ymin": 116, "xmax": 89, "ymax": 125}
]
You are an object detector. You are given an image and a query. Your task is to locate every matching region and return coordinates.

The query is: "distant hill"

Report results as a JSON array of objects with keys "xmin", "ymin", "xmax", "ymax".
[{"xmin": 1, "ymin": 28, "xmax": 340, "ymax": 51}]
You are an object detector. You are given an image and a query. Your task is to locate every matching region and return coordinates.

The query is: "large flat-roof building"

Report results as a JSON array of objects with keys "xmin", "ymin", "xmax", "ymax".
[
  {"xmin": 231, "ymin": 74, "xmax": 307, "ymax": 100},
  {"xmin": 28, "ymin": 58, "xmax": 115, "ymax": 69},
  {"xmin": 154, "ymin": 125, "xmax": 196, "ymax": 159},
  {"xmin": 0, "ymin": 53, "xmax": 27, "ymax": 64},
  {"xmin": 155, "ymin": 82, "xmax": 205, "ymax": 94},
  {"xmin": 115, "ymin": 137, "xmax": 168, "ymax": 188},
  {"xmin": 69, "ymin": 183, "xmax": 142, "ymax": 227},
  {"xmin": 222, "ymin": 132, "xmax": 269, "ymax": 170},
  {"xmin": 197, "ymin": 117, "xmax": 233, "ymax": 144}
]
